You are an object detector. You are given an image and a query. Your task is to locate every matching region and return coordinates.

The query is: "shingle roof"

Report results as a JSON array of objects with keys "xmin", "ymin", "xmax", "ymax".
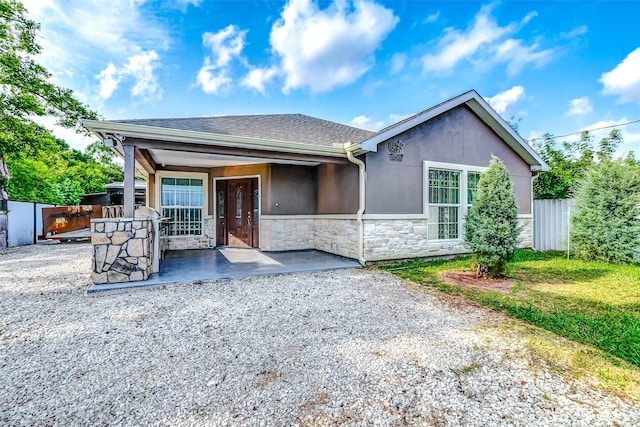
[{"xmin": 111, "ymin": 113, "xmax": 376, "ymax": 147}]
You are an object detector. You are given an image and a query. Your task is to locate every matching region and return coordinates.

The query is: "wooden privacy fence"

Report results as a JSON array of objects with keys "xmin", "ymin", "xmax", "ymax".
[
  {"xmin": 42, "ymin": 205, "xmax": 102, "ymax": 237},
  {"xmin": 533, "ymin": 199, "xmax": 573, "ymax": 252}
]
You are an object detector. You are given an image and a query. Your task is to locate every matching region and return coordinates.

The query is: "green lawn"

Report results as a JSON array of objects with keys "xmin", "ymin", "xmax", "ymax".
[{"xmin": 381, "ymin": 250, "xmax": 640, "ymax": 367}]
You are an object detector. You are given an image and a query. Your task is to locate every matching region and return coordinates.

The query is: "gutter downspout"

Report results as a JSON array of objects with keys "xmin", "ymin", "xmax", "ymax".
[{"xmin": 345, "ymin": 144, "xmax": 366, "ymax": 266}]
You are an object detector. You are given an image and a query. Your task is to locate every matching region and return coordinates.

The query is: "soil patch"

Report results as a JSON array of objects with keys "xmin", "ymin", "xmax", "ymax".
[{"xmin": 440, "ymin": 270, "xmax": 516, "ymax": 294}]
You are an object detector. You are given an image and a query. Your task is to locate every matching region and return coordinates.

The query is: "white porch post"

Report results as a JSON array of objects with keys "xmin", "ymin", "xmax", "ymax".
[{"xmin": 123, "ymin": 144, "xmax": 135, "ymax": 218}]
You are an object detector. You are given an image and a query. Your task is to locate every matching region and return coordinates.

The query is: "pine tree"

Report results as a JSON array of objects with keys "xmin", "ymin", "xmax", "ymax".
[
  {"xmin": 570, "ymin": 161, "xmax": 640, "ymax": 263},
  {"xmin": 464, "ymin": 156, "xmax": 520, "ymax": 277}
]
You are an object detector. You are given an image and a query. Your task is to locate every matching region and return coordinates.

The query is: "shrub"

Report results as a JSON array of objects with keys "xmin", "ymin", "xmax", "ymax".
[
  {"xmin": 570, "ymin": 160, "xmax": 640, "ymax": 263},
  {"xmin": 464, "ymin": 156, "xmax": 520, "ymax": 277}
]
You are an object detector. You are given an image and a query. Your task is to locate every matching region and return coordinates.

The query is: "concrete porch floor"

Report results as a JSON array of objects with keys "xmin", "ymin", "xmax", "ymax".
[{"xmin": 88, "ymin": 248, "xmax": 361, "ymax": 293}]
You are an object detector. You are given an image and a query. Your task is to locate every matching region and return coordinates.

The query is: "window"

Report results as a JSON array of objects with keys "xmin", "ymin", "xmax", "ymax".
[
  {"xmin": 161, "ymin": 178, "xmax": 203, "ymax": 236},
  {"xmin": 467, "ymin": 172, "xmax": 481, "ymax": 205},
  {"xmin": 428, "ymin": 169, "xmax": 461, "ymax": 240},
  {"xmin": 425, "ymin": 163, "xmax": 485, "ymax": 241}
]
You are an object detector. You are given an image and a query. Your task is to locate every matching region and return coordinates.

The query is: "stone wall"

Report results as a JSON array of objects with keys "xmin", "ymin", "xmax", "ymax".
[
  {"xmin": 165, "ymin": 218, "xmax": 215, "ymax": 250},
  {"xmin": 91, "ymin": 218, "xmax": 153, "ymax": 284},
  {"xmin": 314, "ymin": 218, "xmax": 358, "ymax": 259},
  {"xmin": 517, "ymin": 215, "xmax": 533, "ymax": 249},
  {"xmin": 362, "ymin": 214, "xmax": 534, "ymax": 262},
  {"xmin": 260, "ymin": 216, "xmax": 358, "ymax": 258},
  {"xmin": 260, "ymin": 217, "xmax": 314, "ymax": 251}
]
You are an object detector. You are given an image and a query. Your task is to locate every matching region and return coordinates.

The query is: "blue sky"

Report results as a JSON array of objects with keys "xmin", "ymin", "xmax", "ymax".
[{"xmin": 22, "ymin": 0, "xmax": 640, "ymax": 156}]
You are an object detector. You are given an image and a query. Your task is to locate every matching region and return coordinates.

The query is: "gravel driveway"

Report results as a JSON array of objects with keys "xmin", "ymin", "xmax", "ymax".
[{"xmin": 1, "ymin": 243, "xmax": 638, "ymax": 426}]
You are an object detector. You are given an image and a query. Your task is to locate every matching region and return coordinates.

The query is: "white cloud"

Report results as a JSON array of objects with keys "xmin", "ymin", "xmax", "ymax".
[
  {"xmin": 196, "ymin": 60, "xmax": 232, "ymax": 95},
  {"xmin": 424, "ymin": 11, "xmax": 440, "ymax": 24},
  {"xmin": 388, "ymin": 113, "xmax": 413, "ymax": 123},
  {"xmin": 202, "ymin": 25, "xmax": 247, "ymax": 68},
  {"xmin": 96, "ymin": 64, "xmax": 122, "ymax": 100},
  {"xmin": 21, "ymin": 0, "xmax": 169, "ymax": 104},
  {"xmin": 422, "ymin": 5, "xmax": 551, "ymax": 76},
  {"xmin": 562, "ymin": 25, "xmax": 588, "ymax": 38},
  {"xmin": 565, "ymin": 96, "xmax": 593, "ymax": 116},
  {"xmin": 493, "ymin": 38, "xmax": 552, "ymax": 76},
  {"xmin": 124, "ymin": 51, "xmax": 162, "ymax": 100},
  {"xmin": 175, "ymin": 0, "xmax": 202, "ymax": 9},
  {"xmin": 390, "ymin": 53, "xmax": 407, "ymax": 74},
  {"xmin": 269, "ymin": 0, "xmax": 398, "ymax": 93},
  {"xmin": 96, "ymin": 51, "xmax": 162, "ymax": 101},
  {"xmin": 485, "ymin": 86, "xmax": 525, "ymax": 115},
  {"xmin": 196, "ymin": 25, "xmax": 247, "ymax": 95},
  {"xmin": 350, "ymin": 115, "xmax": 385, "ymax": 131},
  {"xmin": 242, "ymin": 67, "xmax": 278, "ymax": 95},
  {"xmin": 600, "ymin": 47, "xmax": 640, "ymax": 105}
]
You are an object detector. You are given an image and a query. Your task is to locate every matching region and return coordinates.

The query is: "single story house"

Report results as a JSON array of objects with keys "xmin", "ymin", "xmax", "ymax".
[{"xmin": 84, "ymin": 90, "xmax": 548, "ymax": 278}]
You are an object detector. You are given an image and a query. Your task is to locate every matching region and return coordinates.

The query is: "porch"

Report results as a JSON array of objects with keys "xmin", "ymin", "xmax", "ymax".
[{"xmin": 87, "ymin": 247, "xmax": 360, "ymax": 293}]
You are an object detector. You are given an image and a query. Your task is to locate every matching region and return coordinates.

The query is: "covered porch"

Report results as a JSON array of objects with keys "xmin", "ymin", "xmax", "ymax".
[
  {"xmin": 87, "ymin": 247, "xmax": 360, "ymax": 292},
  {"xmin": 83, "ymin": 115, "xmax": 369, "ymax": 286}
]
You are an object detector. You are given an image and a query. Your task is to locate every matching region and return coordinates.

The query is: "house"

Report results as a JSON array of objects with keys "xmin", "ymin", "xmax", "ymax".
[{"xmin": 84, "ymin": 90, "xmax": 548, "ymax": 284}]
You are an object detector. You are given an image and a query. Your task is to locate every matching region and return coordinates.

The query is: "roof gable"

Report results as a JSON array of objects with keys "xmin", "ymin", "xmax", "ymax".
[{"xmin": 357, "ymin": 90, "xmax": 548, "ymax": 171}]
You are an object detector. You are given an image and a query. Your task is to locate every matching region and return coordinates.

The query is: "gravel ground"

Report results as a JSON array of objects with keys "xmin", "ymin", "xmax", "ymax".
[{"xmin": 1, "ymin": 243, "xmax": 638, "ymax": 426}]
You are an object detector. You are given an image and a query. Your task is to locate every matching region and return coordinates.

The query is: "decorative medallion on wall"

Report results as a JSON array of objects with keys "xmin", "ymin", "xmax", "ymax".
[{"xmin": 388, "ymin": 140, "xmax": 405, "ymax": 161}]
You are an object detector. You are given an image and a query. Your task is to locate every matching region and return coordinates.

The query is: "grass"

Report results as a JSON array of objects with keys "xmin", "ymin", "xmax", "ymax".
[{"xmin": 380, "ymin": 250, "xmax": 640, "ymax": 369}]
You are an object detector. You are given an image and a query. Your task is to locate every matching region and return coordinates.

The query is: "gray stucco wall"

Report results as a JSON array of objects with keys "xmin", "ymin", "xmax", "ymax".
[
  {"xmin": 268, "ymin": 164, "xmax": 317, "ymax": 215},
  {"xmin": 316, "ymin": 163, "xmax": 359, "ymax": 214},
  {"xmin": 365, "ymin": 105, "xmax": 532, "ymax": 215}
]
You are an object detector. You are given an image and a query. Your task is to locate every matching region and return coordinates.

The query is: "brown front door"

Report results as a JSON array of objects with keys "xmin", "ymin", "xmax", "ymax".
[{"xmin": 216, "ymin": 178, "xmax": 259, "ymax": 248}]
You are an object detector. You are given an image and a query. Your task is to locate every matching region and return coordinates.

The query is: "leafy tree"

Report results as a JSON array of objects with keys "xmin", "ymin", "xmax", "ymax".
[
  {"xmin": 51, "ymin": 178, "xmax": 83, "ymax": 205},
  {"xmin": 0, "ymin": 0, "xmax": 97, "ymax": 207},
  {"xmin": 6, "ymin": 136, "xmax": 123, "ymax": 204},
  {"xmin": 570, "ymin": 161, "xmax": 640, "ymax": 263},
  {"xmin": 464, "ymin": 156, "xmax": 520, "ymax": 278},
  {"xmin": 532, "ymin": 129, "xmax": 628, "ymax": 199}
]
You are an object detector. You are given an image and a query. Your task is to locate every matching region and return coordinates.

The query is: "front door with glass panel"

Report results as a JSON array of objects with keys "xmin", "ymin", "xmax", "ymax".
[{"xmin": 215, "ymin": 178, "xmax": 259, "ymax": 248}]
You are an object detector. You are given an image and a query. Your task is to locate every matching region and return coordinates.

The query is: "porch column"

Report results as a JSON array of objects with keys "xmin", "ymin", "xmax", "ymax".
[{"xmin": 123, "ymin": 144, "xmax": 135, "ymax": 218}]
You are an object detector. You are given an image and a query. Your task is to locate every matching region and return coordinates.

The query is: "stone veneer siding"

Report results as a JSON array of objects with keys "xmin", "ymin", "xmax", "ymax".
[
  {"xmin": 165, "ymin": 218, "xmax": 215, "ymax": 250},
  {"xmin": 91, "ymin": 218, "xmax": 153, "ymax": 284},
  {"xmin": 260, "ymin": 216, "xmax": 358, "ymax": 259},
  {"xmin": 259, "ymin": 215, "xmax": 532, "ymax": 262},
  {"xmin": 363, "ymin": 215, "xmax": 533, "ymax": 262}
]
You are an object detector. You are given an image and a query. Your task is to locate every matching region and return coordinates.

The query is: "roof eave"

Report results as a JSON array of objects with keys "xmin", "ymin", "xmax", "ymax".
[{"xmin": 82, "ymin": 119, "xmax": 348, "ymax": 158}]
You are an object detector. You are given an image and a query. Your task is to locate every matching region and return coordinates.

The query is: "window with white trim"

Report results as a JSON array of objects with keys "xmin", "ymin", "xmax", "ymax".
[
  {"xmin": 161, "ymin": 177, "xmax": 203, "ymax": 236},
  {"xmin": 428, "ymin": 169, "xmax": 461, "ymax": 240},
  {"xmin": 425, "ymin": 164, "xmax": 485, "ymax": 240},
  {"xmin": 467, "ymin": 171, "xmax": 481, "ymax": 205}
]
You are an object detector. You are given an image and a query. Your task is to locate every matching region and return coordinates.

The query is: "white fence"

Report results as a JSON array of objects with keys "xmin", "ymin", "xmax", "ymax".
[
  {"xmin": 533, "ymin": 199, "xmax": 573, "ymax": 252},
  {"xmin": 7, "ymin": 201, "xmax": 55, "ymax": 247}
]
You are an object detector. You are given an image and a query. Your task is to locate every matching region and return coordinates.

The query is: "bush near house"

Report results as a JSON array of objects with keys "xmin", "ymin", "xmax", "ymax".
[
  {"xmin": 570, "ymin": 160, "xmax": 640, "ymax": 263},
  {"xmin": 381, "ymin": 250, "xmax": 640, "ymax": 367},
  {"xmin": 464, "ymin": 156, "xmax": 520, "ymax": 278}
]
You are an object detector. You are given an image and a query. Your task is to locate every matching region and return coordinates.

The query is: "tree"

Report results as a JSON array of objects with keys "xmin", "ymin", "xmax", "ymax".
[
  {"xmin": 570, "ymin": 161, "xmax": 640, "ymax": 264},
  {"xmin": 464, "ymin": 156, "xmax": 520, "ymax": 278},
  {"xmin": 0, "ymin": 0, "xmax": 97, "ymax": 207},
  {"xmin": 5, "ymin": 136, "xmax": 123, "ymax": 204},
  {"xmin": 532, "ymin": 129, "xmax": 632, "ymax": 199}
]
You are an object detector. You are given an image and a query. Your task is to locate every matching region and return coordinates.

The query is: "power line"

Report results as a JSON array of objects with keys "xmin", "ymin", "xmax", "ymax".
[{"xmin": 527, "ymin": 118, "xmax": 640, "ymax": 143}]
